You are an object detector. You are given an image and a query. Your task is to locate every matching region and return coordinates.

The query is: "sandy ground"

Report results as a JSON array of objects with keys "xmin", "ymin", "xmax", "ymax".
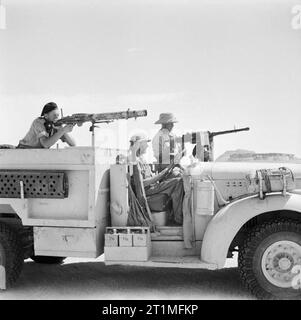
[{"xmin": 0, "ymin": 254, "xmax": 254, "ymax": 300}]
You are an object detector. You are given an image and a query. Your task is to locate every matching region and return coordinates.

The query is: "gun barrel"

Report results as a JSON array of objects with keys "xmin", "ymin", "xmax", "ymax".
[
  {"xmin": 92, "ymin": 109, "xmax": 147, "ymax": 122},
  {"xmin": 209, "ymin": 127, "xmax": 250, "ymax": 138}
]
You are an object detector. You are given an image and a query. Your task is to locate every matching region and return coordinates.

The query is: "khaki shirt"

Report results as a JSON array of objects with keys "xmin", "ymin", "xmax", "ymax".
[
  {"xmin": 137, "ymin": 156, "xmax": 153, "ymax": 180},
  {"xmin": 152, "ymin": 128, "xmax": 181, "ymax": 164},
  {"xmin": 18, "ymin": 117, "xmax": 66, "ymax": 149}
]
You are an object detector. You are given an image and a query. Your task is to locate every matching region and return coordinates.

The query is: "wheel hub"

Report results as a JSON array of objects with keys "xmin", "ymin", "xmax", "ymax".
[
  {"xmin": 261, "ymin": 240, "xmax": 301, "ymax": 288},
  {"xmin": 277, "ymin": 257, "xmax": 292, "ymax": 271}
]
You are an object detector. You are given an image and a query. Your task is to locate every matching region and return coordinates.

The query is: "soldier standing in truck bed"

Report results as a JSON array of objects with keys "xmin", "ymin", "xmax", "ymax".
[
  {"xmin": 17, "ymin": 102, "xmax": 76, "ymax": 149},
  {"xmin": 152, "ymin": 113, "xmax": 182, "ymax": 172}
]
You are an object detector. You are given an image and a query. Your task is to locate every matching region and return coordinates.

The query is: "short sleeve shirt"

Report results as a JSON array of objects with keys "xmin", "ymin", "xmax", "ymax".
[{"xmin": 18, "ymin": 117, "xmax": 66, "ymax": 149}]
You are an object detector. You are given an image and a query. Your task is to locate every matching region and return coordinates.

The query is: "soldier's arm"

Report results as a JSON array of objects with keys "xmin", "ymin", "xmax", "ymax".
[
  {"xmin": 61, "ymin": 133, "xmax": 76, "ymax": 147},
  {"xmin": 40, "ymin": 125, "xmax": 74, "ymax": 148},
  {"xmin": 142, "ymin": 165, "xmax": 173, "ymax": 187},
  {"xmin": 143, "ymin": 175, "xmax": 161, "ymax": 187}
]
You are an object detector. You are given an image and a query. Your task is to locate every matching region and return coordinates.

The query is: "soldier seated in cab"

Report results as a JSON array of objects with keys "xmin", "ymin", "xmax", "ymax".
[{"xmin": 128, "ymin": 133, "xmax": 185, "ymax": 226}]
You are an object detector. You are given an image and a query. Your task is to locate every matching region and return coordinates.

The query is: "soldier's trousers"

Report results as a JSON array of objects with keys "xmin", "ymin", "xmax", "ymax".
[{"xmin": 145, "ymin": 177, "xmax": 184, "ymax": 224}]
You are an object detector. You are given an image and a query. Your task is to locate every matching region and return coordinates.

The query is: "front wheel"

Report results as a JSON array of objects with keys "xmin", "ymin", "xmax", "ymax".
[
  {"xmin": 30, "ymin": 256, "xmax": 66, "ymax": 264},
  {"xmin": 238, "ymin": 219, "xmax": 301, "ymax": 300}
]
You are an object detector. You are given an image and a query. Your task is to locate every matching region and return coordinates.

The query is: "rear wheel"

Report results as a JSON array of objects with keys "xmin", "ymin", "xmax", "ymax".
[
  {"xmin": 30, "ymin": 256, "xmax": 66, "ymax": 264},
  {"xmin": 0, "ymin": 223, "xmax": 24, "ymax": 289},
  {"xmin": 238, "ymin": 219, "xmax": 301, "ymax": 300}
]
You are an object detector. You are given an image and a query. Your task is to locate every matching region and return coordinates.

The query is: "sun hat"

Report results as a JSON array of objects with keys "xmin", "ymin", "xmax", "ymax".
[
  {"xmin": 130, "ymin": 133, "xmax": 151, "ymax": 143},
  {"xmin": 154, "ymin": 113, "xmax": 178, "ymax": 124}
]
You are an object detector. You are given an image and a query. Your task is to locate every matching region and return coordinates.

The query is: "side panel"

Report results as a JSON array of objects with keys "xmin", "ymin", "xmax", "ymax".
[
  {"xmin": 201, "ymin": 193, "xmax": 301, "ymax": 268},
  {"xmin": 0, "ymin": 148, "xmax": 120, "ymax": 258},
  {"xmin": 34, "ymin": 227, "xmax": 97, "ymax": 258},
  {"xmin": 0, "ymin": 148, "xmax": 95, "ymax": 227},
  {"xmin": 0, "ymin": 167, "xmax": 94, "ymax": 228},
  {"xmin": 27, "ymin": 170, "xmax": 89, "ymax": 221},
  {"xmin": 0, "ymin": 148, "xmax": 118, "ymax": 230}
]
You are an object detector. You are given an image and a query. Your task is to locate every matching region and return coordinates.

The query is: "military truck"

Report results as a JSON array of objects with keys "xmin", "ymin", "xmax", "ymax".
[{"xmin": 0, "ymin": 111, "xmax": 300, "ymax": 300}]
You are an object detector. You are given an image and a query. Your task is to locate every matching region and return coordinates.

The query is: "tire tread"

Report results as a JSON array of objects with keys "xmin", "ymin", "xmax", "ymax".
[{"xmin": 238, "ymin": 218, "xmax": 301, "ymax": 300}]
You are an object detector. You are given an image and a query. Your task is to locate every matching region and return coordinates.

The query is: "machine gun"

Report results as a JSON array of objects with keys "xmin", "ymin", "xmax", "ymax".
[
  {"xmin": 182, "ymin": 127, "xmax": 250, "ymax": 161},
  {"xmin": 184, "ymin": 127, "xmax": 250, "ymax": 144},
  {"xmin": 55, "ymin": 109, "xmax": 147, "ymax": 146},
  {"xmin": 56, "ymin": 109, "xmax": 147, "ymax": 127}
]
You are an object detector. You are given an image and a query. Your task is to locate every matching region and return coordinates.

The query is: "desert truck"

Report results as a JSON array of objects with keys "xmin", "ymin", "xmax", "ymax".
[{"xmin": 0, "ymin": 110, "xmax": 300, "ymax": 300}]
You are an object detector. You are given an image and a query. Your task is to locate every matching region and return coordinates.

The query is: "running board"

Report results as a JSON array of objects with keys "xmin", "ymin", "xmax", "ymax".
[
  {"xmin": 105, "ymin": 256, "xmax": 217, "ymax": 270},
  {"xmin": 151, "ymin": 226, "xmax": 183, "ymax": 241}
]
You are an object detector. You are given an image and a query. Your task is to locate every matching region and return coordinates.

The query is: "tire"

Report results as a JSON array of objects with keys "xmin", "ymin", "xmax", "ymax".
[
  {"xmin": 238, "ymin": 218, "xmax": 301, "ymax": 300},
  {"xmin": 30, "ymin": 256, "xmax": 66, "ymax": 264},
  {"xmin": 0, "ymin": 223, "xmax": 24, "ymax": 289}
]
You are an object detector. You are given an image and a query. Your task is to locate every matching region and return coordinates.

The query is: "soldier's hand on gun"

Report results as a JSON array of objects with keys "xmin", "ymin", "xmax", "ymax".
[{"xmin": 62, "ymin": 124, "xmax": 75, "ymax": 133}]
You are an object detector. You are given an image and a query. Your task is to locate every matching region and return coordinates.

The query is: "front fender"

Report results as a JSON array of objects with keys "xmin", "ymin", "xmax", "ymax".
[{"xmin": 201, "ymin": 193, "xmax": 301, "ymax": 268}]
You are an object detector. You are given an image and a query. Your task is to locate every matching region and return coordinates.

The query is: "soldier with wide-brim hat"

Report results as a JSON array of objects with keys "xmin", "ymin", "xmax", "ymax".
[
  {"xmin": 152, "ymin": 113, "xmax": 181, "ymax": 169},
  {"xmin": 154, "ymin": 113, "xmax": 178, "ymax": 125}
]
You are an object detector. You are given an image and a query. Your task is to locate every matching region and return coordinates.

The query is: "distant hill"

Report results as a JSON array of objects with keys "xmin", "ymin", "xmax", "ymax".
[
  {"xmin": 216, "ymin": 149, "xmax": 255, "ymax": 162},
  {"xmin": 216, "ymin": 150, "xmax": 301, "ymax": 163}
]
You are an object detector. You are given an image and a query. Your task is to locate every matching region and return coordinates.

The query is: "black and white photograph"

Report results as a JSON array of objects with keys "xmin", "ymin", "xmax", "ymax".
[{"xmin": 0, "ymin": 0, "xmax": 301, "ymax": 307}]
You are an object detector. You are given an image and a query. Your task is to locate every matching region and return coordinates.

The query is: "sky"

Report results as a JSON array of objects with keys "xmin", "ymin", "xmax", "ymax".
[{"xmin": 0, "ymin": 0, "xmax": 301, "ymax": 158}]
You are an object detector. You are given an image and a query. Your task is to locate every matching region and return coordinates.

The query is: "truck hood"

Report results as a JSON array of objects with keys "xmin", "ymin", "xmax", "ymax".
[{"xmin": 187, "ymin": 161, "xmax": 301, "ymax": 189}]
